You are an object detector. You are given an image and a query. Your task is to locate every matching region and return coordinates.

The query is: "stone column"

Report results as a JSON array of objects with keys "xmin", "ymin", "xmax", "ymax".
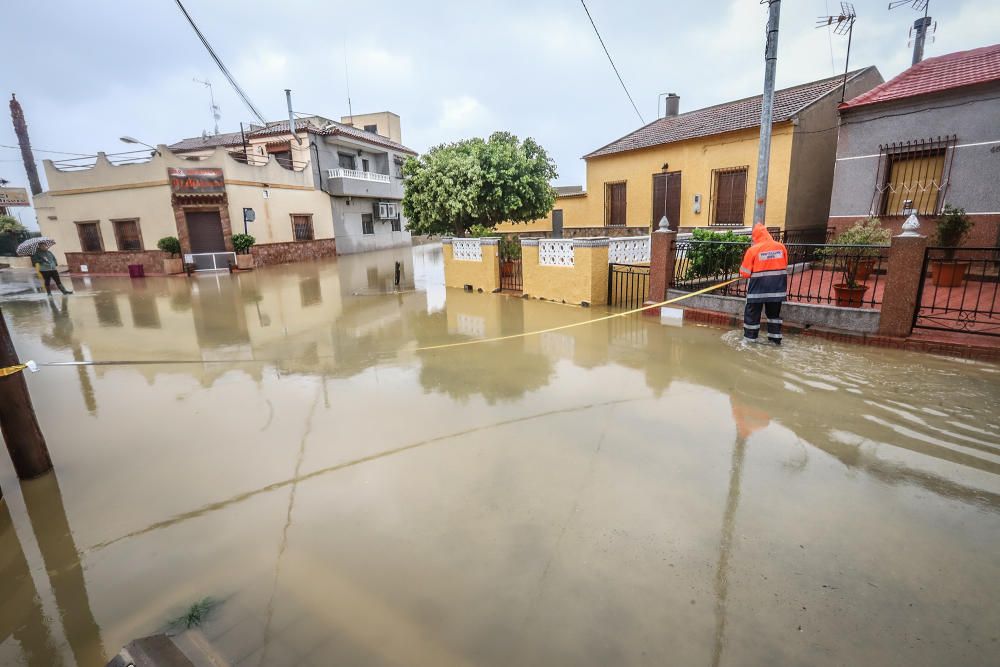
[
  {"xmin": 648, "ymin": 229, "xmax": 677, "ymax": 303},
  {"xmin": 877, "ymin": 232, "xmax": 928, "ymax": 337}
]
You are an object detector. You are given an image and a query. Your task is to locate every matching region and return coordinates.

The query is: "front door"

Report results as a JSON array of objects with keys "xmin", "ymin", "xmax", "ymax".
[
  {"xmin": 652, "ymin": 171, "xmax": 681, "ymax": 230},
  {"xmin": 552, "ymin": 209, "xmax": 564, "ymax": 238},
  {"xmin": 185, "ymin": 211, "xmax": 226, "ymax": 253}
]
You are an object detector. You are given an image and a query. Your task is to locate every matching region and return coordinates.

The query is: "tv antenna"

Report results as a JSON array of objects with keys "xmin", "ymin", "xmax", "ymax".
[
  {"xmin": 816, "ymin": 2, "xmax": 857, "ymax": 102},
  {"xmin": 193, "ymin": 77, "xmax": 221, "ymax": 135},
  {"xmin": 889, "ymin": 0, "xmax": 935, "ymax": 65}
]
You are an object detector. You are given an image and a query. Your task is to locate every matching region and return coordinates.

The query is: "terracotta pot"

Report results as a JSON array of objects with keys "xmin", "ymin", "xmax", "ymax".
[
  {"xmin": 930, "ymin": 261, "xmax": 968, "ymax": 287},
  {"xmin": 236, "ymin": 254, "xmax": 255, "ymax": 270},
  {"xmin": 500, "ymin": 260, "xmax": 515, "ymax": 277},
  {"xmin": 833, "ymin": 283, "xmax": 869, "ymax": 308},
  {"xmin": 852, "ymin": 259, "xmax": 875, "ymax": 282},
  {"xmin": 163, "ymin": 257, "xmax": 184, "ymax": 275}
]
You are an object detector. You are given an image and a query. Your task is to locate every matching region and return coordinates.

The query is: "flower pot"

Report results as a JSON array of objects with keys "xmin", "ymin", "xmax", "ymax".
[
  {"xmin": 833, "ymin": 283, "xmax": 869, "ymax": 308},
  {"xmin": 236, "ymin": 254, "xmax": 255, "ymax": 270},
  {"xmin": 852, "ymin": 259, "xmax": 875, "ymax": 282},
  {"xmin": 929, "ymin": 261, "xmax": 968, "ymax": 287},
  {"xmin": 163, "ymin": 257, "xmax": 184, "ymax": 275},
  {"xmin": 501, "ymin": 260, "xmax": 516, "ymax": 277}
]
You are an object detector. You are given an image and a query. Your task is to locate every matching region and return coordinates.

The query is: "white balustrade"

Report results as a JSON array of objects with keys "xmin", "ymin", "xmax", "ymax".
[
  {"xmin": 609, "ymin": 236, "xmax": 650, "ymax": 264},
  {"xmin": 452, "ymin": 238, "xmax": 483, "ymax": 262},
  {"xmin": 326, "ymin": 167, "xmax": 391, "ymax": 183},
  {"xmin": 538, "ymin": 239, "xmax": 575, "ymax": 266}
]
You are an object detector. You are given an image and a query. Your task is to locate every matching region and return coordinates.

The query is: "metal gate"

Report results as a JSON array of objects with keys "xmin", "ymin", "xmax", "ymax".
[
  {"xmin": 608, "ymin": 263, "xmax": 650, "ymax": 309},
  {"xmin": 499, "ymin": 238, "xmax": 522, "ymax": 292},
  {"xmin": 913, "ymin": 246, "xmax": 1000, "ymax": 336}
]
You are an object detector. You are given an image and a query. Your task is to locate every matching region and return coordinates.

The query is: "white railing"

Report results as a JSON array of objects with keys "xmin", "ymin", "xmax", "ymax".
[
  {"xmin": 326, "ymin": 167, "xmax": 391, "ymax": 183},
  {"xmin": 452, "ymin": 238, "xmax": 483, "ymax": 262},
  {"xmin": 538, "ymin": 239, "xmax": 575, "ymax": 266},
  {"xmin": 609, "ymin": 236, "xmax": 650, "ymax": 264}
]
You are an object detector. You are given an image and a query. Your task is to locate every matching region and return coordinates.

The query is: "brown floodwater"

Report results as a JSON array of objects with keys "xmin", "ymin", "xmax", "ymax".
[{"xmin": 1, "ymin": 245, "xmax": 998, "ymax": 667}]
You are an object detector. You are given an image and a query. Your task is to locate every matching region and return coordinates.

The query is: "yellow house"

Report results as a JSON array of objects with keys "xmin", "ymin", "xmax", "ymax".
[{"xmin": 497, "ymin": 69, "xmax": 882, "ymax": 238}]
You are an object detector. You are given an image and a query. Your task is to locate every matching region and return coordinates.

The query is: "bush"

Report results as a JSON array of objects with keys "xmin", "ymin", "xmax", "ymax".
[
  {"xmin": 157, "ymin": 236, "xmax": 181, "ymax": 257},
  {"xmin": 468, "ymin": 224, "xmax": 494, "ymax": 238},
  {"xmin": 821, "ymin": 218, "xmax": 890, "ymax": 288},
  {"xmin": 0, "ymin": 215, "xmax": 26, "ymax": 236},
  {"xmin": 683, "ymin": 228, "xmax": 748, "ymax": 281},
  {"xmin": 232, "ymin": 233, "xmax": 256, "ymax": 255},
  {"xmin": 500, "ymin": 235, "xmax": 521, "ymax": 260},
  {"xmin": 934, "ymin": 205, "xmax": 973, "ymax": 258}
]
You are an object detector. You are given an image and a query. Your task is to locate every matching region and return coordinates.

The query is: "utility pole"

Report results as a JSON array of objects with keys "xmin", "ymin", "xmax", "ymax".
[
  {"xmin": 752, "ymin": 0, "xmax": 781, "ymax": 228},
  {"xmin": 0, "ymin": 310, "xmax": 52, "ymax": 479},
  {"xmin": 9, "ymin": 94, "xmax": 42, "ymax": 196}
]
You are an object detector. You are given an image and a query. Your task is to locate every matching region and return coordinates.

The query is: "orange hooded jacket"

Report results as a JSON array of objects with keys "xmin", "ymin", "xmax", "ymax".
[{"xmin": 739, "ymin": 225, "xmax": 788, "ymax": 302}]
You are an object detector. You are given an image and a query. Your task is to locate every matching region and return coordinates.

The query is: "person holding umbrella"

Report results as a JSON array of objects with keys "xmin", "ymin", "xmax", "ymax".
[{"xmin": 18, "ymin": 237, "xmax": 72, "ymax": 296}]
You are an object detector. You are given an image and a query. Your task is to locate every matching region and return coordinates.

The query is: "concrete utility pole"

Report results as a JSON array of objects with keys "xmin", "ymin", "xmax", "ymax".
[
  {"xmin": 9, "ymin": 94, "xmax": 42, "ymax": 196},
  {"xmin": 752, "ymin": 0, "xmax": 781, "ymax": 228},
  {"xmin": 0, "ymin": 310, "xmax": 52, "ymax": 479}
]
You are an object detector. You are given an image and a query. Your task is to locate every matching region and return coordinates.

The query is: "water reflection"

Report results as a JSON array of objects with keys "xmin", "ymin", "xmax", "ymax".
[{"xmin": 0, "ymin": 244, "xmax": 996, "ymax": 666}]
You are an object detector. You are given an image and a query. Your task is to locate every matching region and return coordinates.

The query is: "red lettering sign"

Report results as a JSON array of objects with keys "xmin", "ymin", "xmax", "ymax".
[{"xmin": 167, "ymin": 167, "xmax": 225, "ymax": 194}]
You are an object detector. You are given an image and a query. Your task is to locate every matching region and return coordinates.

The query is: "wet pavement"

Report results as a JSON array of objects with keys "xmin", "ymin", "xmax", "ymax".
[{"xmin": 1, "ymin": 244, "xmax": 998, "ymax": 666}]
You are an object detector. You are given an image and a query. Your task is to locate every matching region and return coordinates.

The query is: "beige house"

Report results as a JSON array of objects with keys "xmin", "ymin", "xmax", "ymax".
[{"xmin": 35, "ymin": 114, "xmax": 417, "ymax": 273}]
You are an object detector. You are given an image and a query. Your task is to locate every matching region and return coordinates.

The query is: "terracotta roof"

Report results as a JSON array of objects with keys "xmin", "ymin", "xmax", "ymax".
[
  {"xmin": 169, "ymin": 116, "xmax": 417, "ymax": 156},
  {"xmin": 584, "ymin": 69, "xmax": 875, "ymax": 159},
  {"xmin": 841, "ymin": 43, "xmax": 1000, "ymax": 110}
]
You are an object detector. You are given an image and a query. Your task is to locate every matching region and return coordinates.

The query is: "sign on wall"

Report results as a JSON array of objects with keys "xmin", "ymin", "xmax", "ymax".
[
  {"xmin": 167, "ymin": 167, "xmax": 225, "ymax": 194},
  {"xmin": 0, "ymin": 187, "xmax": 30, "ymax": 207}
]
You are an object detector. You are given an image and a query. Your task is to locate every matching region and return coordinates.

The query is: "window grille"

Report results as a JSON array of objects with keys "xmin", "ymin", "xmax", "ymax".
[{"xmin": 871, "ymin": 135, "xmax": 957, "ymax": 216}]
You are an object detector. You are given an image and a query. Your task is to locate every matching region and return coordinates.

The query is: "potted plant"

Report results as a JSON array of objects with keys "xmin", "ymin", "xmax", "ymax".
[
  {"xmin": 232, "ymin": 233, "xmax": 256, "ymax": 270},
  {"xmin": 157, "ymin": 236, "xmax": 183, "ymax": 274},
  {"xmin": 499, "ymin": 235, "xmax": 521, "ymax": 276},
  {"xmin": 824, "ymin": 218, "xmax": 890, "ymax": 307},
  {"xmin": 930, "ymin": 205, "xmax": 974, "ymax": 287}
]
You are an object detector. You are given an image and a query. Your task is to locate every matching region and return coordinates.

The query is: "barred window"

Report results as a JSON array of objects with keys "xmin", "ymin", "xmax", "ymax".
[
  {"xmin": 710, "ymin": 166, "xmax": 748, "ymax": 227},
  {"xmin": 362, "ymin": 213, "xmax": 375, "ymax": 235},
  {"xmin": 291, "ymin": 214, "xmax": 314, "ymax": 241},
  {"xmin": 391, "ymin": 217, "xmax": 401, "ymax": 232},
  {"xmin": 113, "ymin": 219, "xmax": 143, "ymax": 251},
  {"xmin": 76, "ymin": 222, "xmax": 103, "ymax": 252},
  {"xmin": 872, "ymin": 136, "xmax": 956, "ymax": 216}
]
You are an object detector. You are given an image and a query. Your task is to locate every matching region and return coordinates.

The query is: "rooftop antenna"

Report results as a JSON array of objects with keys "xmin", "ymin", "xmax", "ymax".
[
  {"xmin": 889, "ymin": 0, "xmax": 935, "ymax": 65},
  {"xmin": 816, "ymin": 2, "xmax": 857, "ymax": 103},
  {"xmin": 193, "ymin": 77, "xmax": 221, "ymax": 135},
  {"xmin": 344, "ymin": 41, "xmax": 354, "ymax": 125}
]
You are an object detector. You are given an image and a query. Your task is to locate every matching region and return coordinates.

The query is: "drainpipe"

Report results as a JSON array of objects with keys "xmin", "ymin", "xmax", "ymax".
[{"xmin": 285, "ymin": 89, "xmax": 301, "ymax": 145}]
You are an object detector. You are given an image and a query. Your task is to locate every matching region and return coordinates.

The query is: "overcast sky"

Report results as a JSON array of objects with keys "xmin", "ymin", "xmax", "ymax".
[{"xmin": 4, "ymin": 0, "xmax": 998, "ymax": 228}]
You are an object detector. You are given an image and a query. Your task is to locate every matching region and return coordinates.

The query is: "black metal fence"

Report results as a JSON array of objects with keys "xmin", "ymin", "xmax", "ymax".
[
  {"xmin": 499, "ymin": 240, "xmax": 522, "ymax": 292},
  {"xmin": 672, "ymin": 240, "xmax": 888, "ymax": 308},
  {"xmin": 608, "ymin": 263, "xmax": 650, "ymax": 309},
  {"xmin": 914, "ymin": 247, "xmax": 1000, "ymax": 337}
]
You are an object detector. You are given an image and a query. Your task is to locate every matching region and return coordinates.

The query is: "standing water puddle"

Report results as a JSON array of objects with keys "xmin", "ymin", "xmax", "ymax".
[{"xmin": 1, "ymin": 244, "xmax": 998, "ymax": 666}]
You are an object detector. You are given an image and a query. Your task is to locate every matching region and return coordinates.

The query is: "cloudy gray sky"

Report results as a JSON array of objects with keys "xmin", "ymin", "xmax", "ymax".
[{"xmin": 4, "ymin": 0, "xmax": 998, "ymax": 228}]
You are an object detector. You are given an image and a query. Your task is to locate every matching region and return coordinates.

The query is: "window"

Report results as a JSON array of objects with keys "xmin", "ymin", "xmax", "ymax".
[
  {"xmin": 76, "ymin": 221, "xmax": 103, "ymax": 252},
  {"xmin": 271, "ymin": 150, "xmax": 292, "ymax": 168},
  {"xmin": 362, "ymin": 213, "xmax": 374, "ymax": 235},
  {"xmin": 112, "ymin": 219, "xmax": 143, "ymax": 251},
  {"xmin": 605, "ymin": 181, "xmax": 627, "ymax": 226},
  {"xmin": 291, "ymin": 214, "xmax": 314, "ymax": 241},
  {"xmin": 361, "ymin": 158, "xmax": 370, "ymax": 172},
  {"xmin": 391, "ymin": 218, "xmax": 402, "ymax": 232},
  {"xmin": 364, "ymin": 124, "xmax": 378, "ymax": 134},
  {"xmin": 338, "ymin": 153, "xmax": 356, "ymax": 170},
  {"xmin": 710, "ymin": 166, "xmax": 748, "ymax": 226},
  {"xmin": 394, "ymin": 156, "xmax": 405, "ymax": 178},
  {"xmin": 873, "ymin": 136, "xmax": 956, "ymax": 216}
]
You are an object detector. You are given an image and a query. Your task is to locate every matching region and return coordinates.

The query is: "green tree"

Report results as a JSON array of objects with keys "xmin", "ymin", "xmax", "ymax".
[
  {"xmin": 0, "ymin": 215, "xmax": 27, "ymax": 236},
  {"xmin": 402, "ymin": 131, "xmax": 557, "ymax": 236}
]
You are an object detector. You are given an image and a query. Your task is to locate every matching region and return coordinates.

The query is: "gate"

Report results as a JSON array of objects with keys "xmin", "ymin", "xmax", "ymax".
[
  {"xmin": 608, "ymin": 263, "xmax": 650, "ymax": 309},
  {"xmin": 913, "ymin": 246, "xmax": 1000, "ymax": 336},
  {"xmin": 499, "ymin": 238, "xmax": 522, "ymax": 292}
]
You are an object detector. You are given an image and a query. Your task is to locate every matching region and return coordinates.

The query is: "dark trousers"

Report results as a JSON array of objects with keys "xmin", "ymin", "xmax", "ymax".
[
  {"xmin": 744, "ymin": 301, "xmax": 782, "ymax": 343},
  {"xmin": 41, "ymin": 270, "xmax": 70, "ymax": 295}
]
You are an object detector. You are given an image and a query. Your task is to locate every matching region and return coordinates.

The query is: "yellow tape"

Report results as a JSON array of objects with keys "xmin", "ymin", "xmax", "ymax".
[
  {"xmin": 0, "ymin": 364, "xmax": 28, "ymax": 377},
  {"xmin": 413, "ymin": 278, "xmax": 740, "ymax": 352}
]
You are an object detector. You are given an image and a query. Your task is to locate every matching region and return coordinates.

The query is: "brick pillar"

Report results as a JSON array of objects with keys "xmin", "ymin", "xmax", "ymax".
[
  {"xmin": 877, "ymin": 233, "xmax": 928, "ymax": 337},
  {"xmin": 647, "ymin": 230, "xmax": 677, "ymax": 303}
]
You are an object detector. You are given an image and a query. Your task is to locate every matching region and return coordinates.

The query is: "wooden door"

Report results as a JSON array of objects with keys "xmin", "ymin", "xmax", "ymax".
[
  {"xmin": 185, "ymin": 211, "xmax": 226, "ymax": 253},
  {"xmin": 607, "ymin": 182, "xmax": 626, "ymax": 227},
  {"xmin": 652, "ymin": 172, "xmax": 681, "ymax": 230},
  {"xmin": 552, "ymin": 209, "xmax": 564, "ymax": 238}
]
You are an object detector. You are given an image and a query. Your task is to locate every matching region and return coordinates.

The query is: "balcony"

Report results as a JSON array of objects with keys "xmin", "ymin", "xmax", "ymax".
[{"xmin": 324, "ymin": 168, "xmax": 401, "ymax": 199}]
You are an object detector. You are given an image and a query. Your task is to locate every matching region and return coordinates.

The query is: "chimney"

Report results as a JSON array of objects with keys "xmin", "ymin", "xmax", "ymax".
[
  {"xmin": 9, "ymin": 94, "xmax": 42, "ymax": 196},
  {"xmin": 664, "ymin": 93, "xmax": 680, "ymax": 118},
  {"xmin": 911, "ymin": 16, "xmax": 932, "ymax": 65}
]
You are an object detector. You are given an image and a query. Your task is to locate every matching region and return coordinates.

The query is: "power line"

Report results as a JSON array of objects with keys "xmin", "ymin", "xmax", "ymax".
[
  {"xmin": 579, "ymin": 0, "xmax": 645, "ymax": 125},
  {"xmin": 0, "ymin": 144, "xmax": 93, "ymax": 157},
  {"xmin": 172, "ymin": 0, "xmax": 267, "ymax": 125}
]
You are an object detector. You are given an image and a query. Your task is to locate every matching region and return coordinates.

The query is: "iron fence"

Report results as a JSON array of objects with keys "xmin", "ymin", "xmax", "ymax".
[
  {"xmin": 609, "ymin": 263, "xmax": 650, "ymax": 309},
  {"xmin": 914, "ymin": 247, "xmax": 1000, "ymax": 337},
  {"xmin": 672, "ymin": 240, "xmax": 888, "ymax": 308},
  {"xmin": 499, "ymin": 240, "xmax": 522, "ymax": 292}
]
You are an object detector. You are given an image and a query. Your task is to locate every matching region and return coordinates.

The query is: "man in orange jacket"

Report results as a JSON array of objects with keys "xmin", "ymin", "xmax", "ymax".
[{"xmin": 739, "ymin": 225, "xmax": 788, "ymax": 344}]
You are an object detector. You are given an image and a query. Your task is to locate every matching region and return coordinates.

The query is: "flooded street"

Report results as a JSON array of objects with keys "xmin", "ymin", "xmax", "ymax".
[{"xmin": 1, "ymin": 244, "xmax": 998, "ymax": 666}]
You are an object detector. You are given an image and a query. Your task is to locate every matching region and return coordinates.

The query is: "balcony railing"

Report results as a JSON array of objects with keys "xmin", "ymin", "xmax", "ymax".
[{"xmin": 326, "ymin": 168, "xmax": 390, "ymax": 183}]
